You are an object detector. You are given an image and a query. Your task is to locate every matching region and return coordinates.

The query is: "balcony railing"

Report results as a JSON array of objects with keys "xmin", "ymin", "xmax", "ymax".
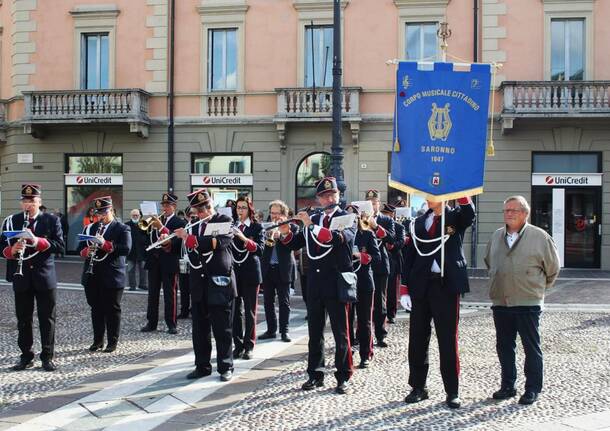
[
  {"xmin": 206, "ymin": 93, "xmax": 239, "ymax": 117},
  {"xmin": 23, "ymin": 89, "xmax": 151, "ymax": 137},
  {"xmin": 501, "ymin": 81, "xmax": 610, "ymax": 130},
  {"xmin": 276, "ymin": 87, "xmax": 361, "ymax": 119}
]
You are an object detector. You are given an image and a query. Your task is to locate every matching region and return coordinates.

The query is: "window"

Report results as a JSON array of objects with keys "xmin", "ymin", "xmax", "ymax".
[
  {"xmin": 551, "ymin": 19, "xmax": 584, "ymax": 81},
  {"xmin": 208, "ymin": 28, "xmax": 237, "ymax": 91},
  {"xmin": 192, "ymin": 154, "xmax": 251, "ymax": 174},
  {"xmin": 81, "ymin": 33, "xmax": 109, "ymax": 89},
  {"xmin": 532, "ymin": 153, "xmax": 600, "ymax": 173},
  {"xmin": 304, "ymin": 25, "xmax": 333, "ymax": 87},
  {"xmin": 295, "ymin": 152, "xmax": 331, "ymax": 210},
  {"xmin": 229, "ymin": 161, "xmax": 245, "ymax": 174},
  {"xmin": 405, "ymin": 23, "xmax": 437, "ymax": 61},
  {"xmin": 67, "ymin": 155, "xmax": 122, "ymax": 174}
]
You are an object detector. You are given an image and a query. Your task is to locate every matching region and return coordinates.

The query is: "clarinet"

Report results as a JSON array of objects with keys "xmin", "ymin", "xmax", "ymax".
[
  {"xmin": 86, "ymin": 223, "xmax": 104, "ymax": 275},
  {"xmin": 14, "ymin": 212, "xmax": 29, "ymax": 277}
]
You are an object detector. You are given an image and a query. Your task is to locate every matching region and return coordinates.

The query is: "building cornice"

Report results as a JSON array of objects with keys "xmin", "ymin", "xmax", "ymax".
[
  {"xmin": 393, "ymin": 0, "xmax": 449, "ymax": 8},
  {"xmin": 197, "ymin": 0, "xmax": 249, "ymax": 16},
  {"xmin": 292, "ymin": 0, "xmax": 349, "ymax": 12},
  {"xmin": 70, "ymin": 4, "xmax": 120, "ymax": 19}
]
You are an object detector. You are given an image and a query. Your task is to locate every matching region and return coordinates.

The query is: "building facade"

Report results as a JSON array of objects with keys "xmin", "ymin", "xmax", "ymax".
[{"xmin": 0, "ymin": 0, "xmax": 609, "ymax": 267}]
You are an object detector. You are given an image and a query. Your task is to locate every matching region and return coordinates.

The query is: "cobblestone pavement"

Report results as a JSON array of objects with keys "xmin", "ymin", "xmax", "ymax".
[{"xmin": 202, "ymin": 310, "xmax": 610, "ymax": 431}]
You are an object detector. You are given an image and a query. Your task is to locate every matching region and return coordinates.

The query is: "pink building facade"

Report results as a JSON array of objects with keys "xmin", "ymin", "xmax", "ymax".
[{"xmin": 0, "ymin": 0, "xmax": 608, "ymax": 267}]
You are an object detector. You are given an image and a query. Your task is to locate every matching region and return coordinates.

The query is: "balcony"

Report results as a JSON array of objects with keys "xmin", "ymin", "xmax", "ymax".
[
  {"xmin": 205, "ymin": 93, "xmax": 241, "ymax": 118},
  {"xmin": 22, "ymin": 89, "xmax": 151, "ymax": 138},
  {"xmin": 501, "ymin": 81, "xmax": 610, "ymax": 132},
  {"xmin": 275, "ymin": 86, "xmax": 361, "ymax": 120}
]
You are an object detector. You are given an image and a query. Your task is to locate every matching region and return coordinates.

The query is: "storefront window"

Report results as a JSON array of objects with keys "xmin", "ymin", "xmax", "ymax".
[
  {"xmin": 68, "ymin": 155, "xmax": 122, "ymax": 174},
  {"xmin": 533, "ymin": 153, "xmax": 599, "ymax": 173},
  {"xmin": 191, "ymin": 154, "xmax": 253, "ymax": 206},
  {"xmin": 192, "ymin": 154, "xmax": 251, "ymax": 174},
  {"xmin": 296, "ymin": 152, "xmax": 331, "ymax": 210}
]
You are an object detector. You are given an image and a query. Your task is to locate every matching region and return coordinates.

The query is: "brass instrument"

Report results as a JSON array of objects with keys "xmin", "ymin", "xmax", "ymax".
[
  {"xmin": 86, "ymin": 223, "xmax": 105, "ymax": 275},
  {"xmin": 138, "ymin": 215, "xmax": 160, "ymax": 231},
  {"xmin": 263, "ymin": 203, "xmax": 339, "ymax": 231},
  {"xmin": 145, "ymin": 215, "xmax": 212, "ymax": 251},
  {"xmin": 14, "ymin": 212, "xmax": 29, "ymax": 277}
]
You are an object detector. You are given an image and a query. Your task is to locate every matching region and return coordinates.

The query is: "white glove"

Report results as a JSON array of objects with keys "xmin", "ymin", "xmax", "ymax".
[{"xmin": 400, "ymin": 294, "xmax": 412, "ymax": 312}]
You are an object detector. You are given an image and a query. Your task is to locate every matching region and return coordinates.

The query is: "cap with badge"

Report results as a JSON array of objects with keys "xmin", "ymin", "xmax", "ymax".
[
  {"xmin": 315, "ymin": 176, "xmax": 338, "ymax": 196},
  {"xmin": 365, "ymin": 189, "xmax": 380, "ymax": 200},
  {"xmin": 187, "ymin": 189, "xmax": 211, "ymax": 208},
  {"xmin": 21, "ymin": 183, "xmax": 41, "ymax": 200},
  {"xmin": 381, "ymin": 203, "xmax": 396, "ymax": 214},
  {"xmin": 93, "ymin": 196, "xmax": 113, "ymax": 213},
  {"xmin": 161, "ymin": 192, "xmax": 178, "ymax": 205}
]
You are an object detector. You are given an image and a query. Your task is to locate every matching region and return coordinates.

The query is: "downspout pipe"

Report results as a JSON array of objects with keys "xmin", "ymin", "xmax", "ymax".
[
  {"xmin": 167, "ymin": 0, "xmax": 176, "ymax": 192},
  {"xmin": 471, "ymin": 0, "xmax": 479, "ymax": 268}
]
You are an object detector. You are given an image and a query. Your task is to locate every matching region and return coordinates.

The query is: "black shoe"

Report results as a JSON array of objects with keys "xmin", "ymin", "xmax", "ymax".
[
  {"xmin": 242, "ymin": 349, "xmax": 253, "ymax": 360},
  {"xmin": 377, "ymin": 339, "xmax": 388, "ymax": 348},
  {"xmin": 492, "ymin": 387, "xmax": 517, "ymax": 400},
  {"xmin": 387, "ymin": 317, "xmax": 396, "ymax": 324},
  {"xmin": 446, "ymin": 394, "xmax": 461, "ymax": 409},
  {"xmin": 359, "ymin": 359, "xmax": 370, "ymax": 369},
  {"xmin": 518, "ymin": 391, "xmax": 539, "ymax": 405},
  {"xmin": 140, "ymin": 324, "xmax": 156, "ymax": 332},
  {"xmin": 167, "ymin": 327, "xmax": 178, "ymax": 335},
  {"xmin": 281, "ymin": 333, "xmax": 291, "ymax": 342},
  {"xmin": 11, "ymin": 359, "xmax": 33, "ymax": 371},
  {"xmin": 258, "ymin": 332, "xmax": 277, "ymax": 340},
  {"xmin": 89, "ymin": 342, "xmax": 104, "ymax": 352},
  {"xmin": 138, "ymin": 286, "xmax": 148, "ymax": 291},
  {"xmin": 233, "ymin": 347, "xmax": 244, "ymax": 359},
  {"xmin": 103, "ymin": 344, "xmax": 117, "ymax": 353},
  {"xmin": 129, "ymin": 287, "xmax": 137, "ymax": 291},
  {"xmin": 335, "ymin": 381, "xmax": 349, "ymax": 395},
  {"xmin": 404, "ymin": 388, "xmax": 429, "ymax": 404},
  {"xmin": 302, "ymin": 377, "xmax": 324, "ymax": 391},
  {"xmin": 186, "ymin": 367, "xmax": 212, "ymax": 380},
  {"xmin": 220, "ymin": 370, "xmax": 233, "ymax": 382},
  {"xmin": 42, "ymin": 360, "xmax": 57, "ymax": 372}
]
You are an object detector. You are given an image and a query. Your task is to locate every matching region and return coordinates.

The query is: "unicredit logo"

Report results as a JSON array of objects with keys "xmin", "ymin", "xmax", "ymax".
[
  {"xmin": 77, "ymin": 176, "xmax": 84, "ymax": 184},
  {"xmin": 545, "ymin": 176, "xmax": 554, "ymax": 185},
  {"xmin": 203, "ymin": 176, "xmax": 211, "ymax": 185},
  {"xmin": 203, "ymin": 176, "xmax": 244, "ymax": 185},
  {"xmin": 76, "ymin": 176, "xmax": 113, "ymax": 185},
  {"xmin": 545, "ymin": 176, "xmax": 589, "ymax": 185}
]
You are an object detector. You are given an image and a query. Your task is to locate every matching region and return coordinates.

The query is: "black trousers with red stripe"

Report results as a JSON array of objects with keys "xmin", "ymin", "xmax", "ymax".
[
  {"xmin": 387, "ymin": 272, "xmax": 400, "ymax": 320},
  {"xmin": 233, "ymin": 281, "xmax": 259, "ymax": 352},
  {"xmin": 348, "ymin": 289, "xmax": 375, "ymax": 361},
  {"xmin": 146, "ymin": 264, "xmax": 178, "ymax": 330},
  {"xmin": 408, "ymin": 277, "xmax": 460, "ymax": 395},
  {"xmin": 307, "ymin": 296, "xmax": 353, "ymax": 383}
]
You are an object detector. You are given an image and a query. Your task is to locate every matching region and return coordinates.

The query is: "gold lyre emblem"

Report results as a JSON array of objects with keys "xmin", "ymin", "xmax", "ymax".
[
  {"xmin": 163, "ymin": 194, "xmax": 169, "ymax": 201},
  {"xmin": 197, "ymin": 193, "xmax": 205, "ymax": 202},
  {"xmin": 428, "ymin": 103, "xmax": 452, "ymax": 142},
  {"xmin": 24, "ymin": 186, "xmax": 33, "ymax": 195},
  {"xmin": 402, "ymin": 75, "xmax": 411, "ymax": 91},
  {"xmin": 324, "ymin": 180, "xmax": 332, "ymax": 190},
  {"xmin": 95, "ymin": 200, "xmax": 102, "ymax": 208},
  {"xmin": 446, "ymin": 225, "xmax": 455, "ymax": 236}
]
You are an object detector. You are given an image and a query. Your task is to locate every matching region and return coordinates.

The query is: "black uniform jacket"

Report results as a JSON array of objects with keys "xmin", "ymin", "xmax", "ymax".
[
  {"xmin": 354, "ymin": 229, "xmax": 381, "ymax": 294},
  {"xmin": 185, "ymin": 213, "xmax": 237, "ymax": 303},
  {"xmin": 261, "ymin": 224, "xmax": 297, "ymax": 284},
  {"xmin": 78, "ymin": 220, "xmax": 132, "ymax": 289},
  {"xmin": 1, "ymin": 212, "xmax": 64, "ymax": 290},
  {"xmin": 371, "ymin": 214, "xmax": 395, "ymax": 276},
  {"xmin": 388, "ymin": 221, "xmax": 406, "ymax": 276},
  {"xmin": 283, "ymin": 209, "xmax": 356, "ymax": 300},
  {"xmin": 231, "ymin": 220, "xmax": 264, "ymax": 285},
  {"xmin": 145, "ymin": 214, "xmax": 186, "ymax": 272},
  {"xmin": 403, "ymin": 203, "xmax": 475, "ymax": 298},
  {"xmin": 126, "ymin": 219, "xmax": 148, "ymax": 262}
]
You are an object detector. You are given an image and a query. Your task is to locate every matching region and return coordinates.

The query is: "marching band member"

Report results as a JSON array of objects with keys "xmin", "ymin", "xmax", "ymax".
[
  {"xmin": 279, "ymin": 177, "xmax": 356, "ymax": 394},
  {"xmin": 174, "ymin": 189, "xmax": 236, "ymax": 382},
  {"xmin": 380, "ymin": 204, "xmax": 406, "ymax": 324},
  {"xmin": 141, "ymin": 193, "xmax": 186, "ymax": 334},
  {"xmin": 403, "ymin": 197, "xmax": 475, "ymax": 409},
  {"xmin": 231, "ymin": 196, "xmax": 264, "ymax": 359},
  {"xmin": 1, "ymin": 184, "xmax": 64, "ymax": 372},
  {"xmin": 78, "ymin": 196, "xmax": 131, "ymax": 353},
  {"xmin": 364, "ymin": 190, "xmax": 396, "ymax": 347},
  {"xmin": 345, "ymin": 204, "xmax": 380, "ymax": 369},
  {"xmin": 259, "ymin": 200, "xmax": 296, "ymax": 342}
]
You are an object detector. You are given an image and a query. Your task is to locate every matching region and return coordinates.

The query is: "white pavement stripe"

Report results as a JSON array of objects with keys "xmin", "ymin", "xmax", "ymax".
[
  {"xmin": 6, "ymin": 313, "xmax": 307, "ymax": 431},
  {"xmin": 462, "ymin": 301, "xmax": 610, "ymax": 312}
]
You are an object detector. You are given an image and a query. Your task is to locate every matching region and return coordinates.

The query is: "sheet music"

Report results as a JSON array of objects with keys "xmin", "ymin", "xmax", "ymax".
[
  {"xmin": 217, "ymin": 207, "xmax": 234, "ymax": 220},
  {"xmin": 350, "ymin": 201, "xmax": 374, "ymax": 216},
  {"xmin": 140, "ymin": 201, "xmax": 159, "ymax": 217},
  {"xmin": 77, "ymin": 234, "xmax": 104, "ymax": 245},
  {"xmin": 3, "ymin": 230, "xmax": 36, "ymax": 241},
  {"xmin": 395, "ymin": 207, "xmax": 411, "ymax": 219},
  {"xmin": 203, "ymin": 222, "xmax": 233, "ymax": 236},
  {"xmin": 329, "ymin": 213, "xmax": 357, "ymax": 231}
]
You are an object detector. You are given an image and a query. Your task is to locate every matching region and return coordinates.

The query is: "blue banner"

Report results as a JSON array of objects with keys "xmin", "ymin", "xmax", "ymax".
[{"xmin": 390, "ymin": 62, "xmax": 491, "ymax": 201}]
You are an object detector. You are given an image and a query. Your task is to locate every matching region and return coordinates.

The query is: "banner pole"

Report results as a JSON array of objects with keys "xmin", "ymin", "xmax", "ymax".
[{"xmin": 441, "ymin": 200, "xmax": 446, "ymax": 278}]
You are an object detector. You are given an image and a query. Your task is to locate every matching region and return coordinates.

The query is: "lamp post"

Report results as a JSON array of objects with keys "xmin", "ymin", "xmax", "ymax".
[{"xmin": 331, "ymin": 0, "xmax": 346, "ymax": 203}]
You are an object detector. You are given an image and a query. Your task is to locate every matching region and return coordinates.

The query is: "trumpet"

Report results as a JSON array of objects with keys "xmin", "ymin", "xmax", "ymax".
[
  {"xmin": 138, "ymin": 215, "xmax": 160, "ymax": 231},
  {"xmin": 14, "ymin": 212, "xmax": 29, "ymax": 277},
  {"xmin": 145, "ymin": 215, "xmax": 212, "ymax": 251},
  {"xmin": 263, "ymin": 203, "xmax": 339, "ymax": 231}
]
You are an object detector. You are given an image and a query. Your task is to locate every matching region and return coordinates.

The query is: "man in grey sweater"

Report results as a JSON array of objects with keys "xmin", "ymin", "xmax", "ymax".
[{"xmin": 484, "ymin": 195, "xmax": 560, "ymax": 406}]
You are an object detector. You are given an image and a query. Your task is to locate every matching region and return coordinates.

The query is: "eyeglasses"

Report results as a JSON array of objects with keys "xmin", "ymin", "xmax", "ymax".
[
  {"xmin": 503, "ymin": 209, "xmax": 523, "ymax": 214},
  {"xmin": 236, "ymin": 206, "xmax": 249, "ymax": 210}
]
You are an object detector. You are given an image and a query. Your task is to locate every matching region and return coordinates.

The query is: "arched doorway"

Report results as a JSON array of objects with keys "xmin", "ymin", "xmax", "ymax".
[{"xmin": 295, "ymin": 152, "xmax": 331, "ymax": 210}]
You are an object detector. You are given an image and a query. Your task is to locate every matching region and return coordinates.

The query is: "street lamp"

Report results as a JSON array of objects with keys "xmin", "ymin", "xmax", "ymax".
[{"xmin": 331, "ymin": 0, "xmax": 346, "ymax": 204}]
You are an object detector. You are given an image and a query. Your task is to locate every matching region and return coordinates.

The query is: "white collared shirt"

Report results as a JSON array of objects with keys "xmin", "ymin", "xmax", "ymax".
[
  {"xmin": 425, "ymin": 211, "xmax": 442, "ymax": 273},
  {"xmin": 239, "ymin": 218, "xmax": 252, "ymax": 230},
  {"xmin": 317, "ymin": 206, "xmax": 339, "ymax": 227}
]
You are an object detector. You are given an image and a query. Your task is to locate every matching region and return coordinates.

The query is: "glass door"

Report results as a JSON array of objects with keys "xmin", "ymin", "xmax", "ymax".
[{"xmin": 564, "ymin": 188, "xmax": 600, "ymax": 268}]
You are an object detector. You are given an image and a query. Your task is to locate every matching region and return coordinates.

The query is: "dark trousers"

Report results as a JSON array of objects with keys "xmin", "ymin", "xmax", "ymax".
[
  {"xmin": 493, "ymin": 306, "xmax": 543, "ymax": 393},
  {"xmin": 179, "ymin": 273, "xmax": 190, "ymax": 315},
  {"xmin": 387, "ymin": 272, "xmax": 400, "ymax": 320},
  {"xmin": 146, "ymin": 264, "xmax": 177, "ymax": 330},
  {"xmin": 408, "ymin": 278, "xmax": 460, "ymax": 395},
  {"xmin": 84, "ymin": 281, "xmax": 124, "ymax": 346},
  {"xmin": 373, "ymin": 273, "xmax": 388, "ymax": 341},
  {"xmin": 191, "ymin": 298, "xmax": 234, "ymax": 374},
  {"xmin": 307, "ymin": 295, "xmax": 353, "ymax": 383},
  {"xmin": 14, "ymin": 287, "xmax": 56, "ymax": 362},
  {"xmin": 233, "ymin": 280, "xmax": 259, "ymax": 352},
  {"xmin": 348, "ymin": 289, "xmax": 375, "ymax": 361},
  {"xmin": 127, "ymin": 259, "xmax": 147, "ymax": 289},
  {"xmin": 300, "ymin": 273, "xmax": 308, "ymax": 306},
  {"xmin": 263, "ymin": 266, "xmax": 290, "ymax": 334}
]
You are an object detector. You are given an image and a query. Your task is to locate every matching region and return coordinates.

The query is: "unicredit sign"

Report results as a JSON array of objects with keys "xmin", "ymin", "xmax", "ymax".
[
  {"xmin": 65, "ymin": 174, "xmax": 123, "ymax": 186},
  {"xmin": 192, "ymin": 175, "xmax": 253, "ymax": 186},
  {"xmin": 532, "ymin": 173, "xmax": 602, "ymax": 187}
]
